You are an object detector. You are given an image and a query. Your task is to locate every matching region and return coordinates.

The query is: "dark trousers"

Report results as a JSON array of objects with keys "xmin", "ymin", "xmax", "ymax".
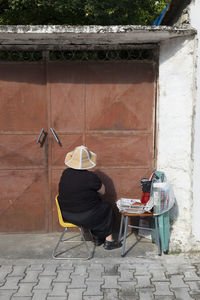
[{"xmin": 61, "ymin": 201, "xmax": 115, "ymax": 239}]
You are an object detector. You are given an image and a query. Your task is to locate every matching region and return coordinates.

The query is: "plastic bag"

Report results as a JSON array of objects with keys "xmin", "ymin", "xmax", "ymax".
[{"xmin": 151, "ymin": 181, "xmax": 175, "ymax": 215}]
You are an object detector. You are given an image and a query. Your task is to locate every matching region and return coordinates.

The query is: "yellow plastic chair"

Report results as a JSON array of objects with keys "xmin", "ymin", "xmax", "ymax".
[{"xmin": 52, "ymin": 195, "xmax": 93, "ymax": 260}]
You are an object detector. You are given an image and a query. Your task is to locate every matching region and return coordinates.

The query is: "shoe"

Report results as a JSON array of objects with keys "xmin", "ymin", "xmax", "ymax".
[
  {"xmin": 103, "ymin": 240, "xmax": 122, "ymax": 250},
  {"xmin": 93, "ymin": 236, "xmax": 105, "ymax": 246}
]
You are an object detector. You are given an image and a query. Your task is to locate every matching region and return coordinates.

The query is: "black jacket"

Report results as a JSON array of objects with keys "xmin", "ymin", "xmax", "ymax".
[{"xmin": 58, "ymin": 168, "xmax": 102, "ymax": 213}]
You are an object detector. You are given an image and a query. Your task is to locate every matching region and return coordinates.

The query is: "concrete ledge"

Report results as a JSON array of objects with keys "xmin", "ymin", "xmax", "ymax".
[{"xmin": 0, "ymin": 25, "xmax": 196, "ymax": 47}]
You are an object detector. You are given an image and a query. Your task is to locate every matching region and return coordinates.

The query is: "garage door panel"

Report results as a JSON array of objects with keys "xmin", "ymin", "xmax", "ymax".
[
  {"xmin": 0, "ymin": 170, "xmax": 47, "ymax": 232},
  {"xmin": 0, "ymin": 63, "xmax": 46, "ymax": 132},
  {"xmin": 0, "ymin": 135, "xmax": 46, "ymax": 168},
  {"xmin": 86, "ymin": 134, "xmax": 153, "ymax": 167},
  {"xmin": 86, "ymin": 62, "xmax": 155, "ymax": 131},
  {"xmin": 48, "ymin": 63, "xmax": 85, "ymax": 132},
  {"xmin": 51, "ymin": 134, "xmax": 83, "ymax": 167}
]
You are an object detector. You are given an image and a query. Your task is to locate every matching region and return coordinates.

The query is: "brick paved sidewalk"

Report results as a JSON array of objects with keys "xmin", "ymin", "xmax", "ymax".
[{"xmin": 0, "ymin": 254, "xmax": 200, "ymax": 300}]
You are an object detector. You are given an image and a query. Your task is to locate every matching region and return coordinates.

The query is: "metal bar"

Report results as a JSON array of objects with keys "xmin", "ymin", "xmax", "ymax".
[
  {"xmin": 118, "ymin": 214, "xmax": 124, "ymax": 242},
  {"xmin": 121, "ymin": 216, "xmax": 129, "ymax": 257},
  {"xmin": 128, "ymin": 225, "xmax": 153, "ymax": 231},
  {"xmin": 52, "ymin": 227, "xmax": 68, "ymax": 259},
  {"xmin": 36, "ymin": 128, "xmax": 44, "ymax": 144},
  {"xmin": 50, "ymin": 128, "xmax": 62, "ymax": 146}
]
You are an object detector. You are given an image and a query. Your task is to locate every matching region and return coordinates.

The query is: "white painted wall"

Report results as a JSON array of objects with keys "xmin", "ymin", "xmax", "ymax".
[
  {"xmin": 158, "ymin": 36, "xmax": 197, "ymax": 251},
  {"xmin": 190, "ymin": 0, "xmax": 200, "ymax": 243}
]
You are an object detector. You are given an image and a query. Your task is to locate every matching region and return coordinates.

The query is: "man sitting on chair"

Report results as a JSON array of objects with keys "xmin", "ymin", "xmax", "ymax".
[{"xmin": 58, "ymin": 145, "xmax": 121, "ymax": 250}]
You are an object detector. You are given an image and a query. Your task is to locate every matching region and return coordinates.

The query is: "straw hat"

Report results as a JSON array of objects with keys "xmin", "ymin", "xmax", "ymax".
[{"xmin": 65, "ymin": 145, "xmax": 97, "ymax": 170}]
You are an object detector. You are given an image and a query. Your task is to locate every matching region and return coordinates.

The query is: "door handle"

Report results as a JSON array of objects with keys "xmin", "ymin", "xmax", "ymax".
[
  {"xmin": 50, "ymin": 128, "xmax": 62, "ymax": 147},
  {"xmin": 36, "ymin": 128, "xmax": 47, "ymax": 147}
]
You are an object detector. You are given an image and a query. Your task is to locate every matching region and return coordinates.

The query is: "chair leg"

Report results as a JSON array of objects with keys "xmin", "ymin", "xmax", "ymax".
[
  {"xmin": 52, "ymin": 227, "xmax": 93, "ymax": 260},
  {"xmin": 154, "ymin": 216, "xmax": 162, "ymax": 256},
  {"xmin": 52, "ymin": 227, "xmax": 68, "ymax": 259},
  {"xmin": 118, "ymin": 214, "xmax": 124, "ymax": 243},
  {"xmin": 121, "ymin": 216, "xmax": 129, "ymax": 257}
]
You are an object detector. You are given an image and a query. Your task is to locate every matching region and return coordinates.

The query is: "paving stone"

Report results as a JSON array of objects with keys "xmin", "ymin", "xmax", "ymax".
[
  {"xmin": 88, "ymin": 264, "xmax": 104, "ymax": 271},
  {"xmin": 165, "ymin": 265, "xmax": 183, "ymax": 275},
  {"xmin": 183, "ymin": 270, "xmax": 200, "ymax": 281},
  {"xmin": 0, "ymin": 276, "xmax": 22, "ymax": 290},
  {"xmin": 135, "ymin": 275, "xmax": 152, "ymax": 289},
  {"xmin": 48, "ymin": 282, "xmax": 68, "ymax": 296},
  {"xmin": 102, "ymin": 276, "xmax": 120, "ymax": 289},
  {"xmin": 179, "ymin": 265, "xmax": 196, "ymax": 274},
  {"xmin": 53, "ymin": 270, "xmax": 72, "ymax": 283},
  {"xmin": 153, "ymin": 282, "xmax": 174, "ymax": 296},
  {"xmin": 86, "ymin": 264, "xmax": 104, "ymax": 281},
  {"xmin": 118, "ymin": 264, "xmax": 135, "ymax": 282},
  {"xmin": 118, "ymin": 268, "xmax": 134, "ymax": 282},
  {"xmin": 32, "ymin": 290, "xmax": 49, "ymax": 300},
  {"xmin": 57, "ymin": 263, "xmax": 74, "ymax": 271},
  {"xmin": 26, "ymin": 264, "xmax": 44, "ymax": 271},
  {"xmin": 33, "ymin": 276, "xmax": 55, "ymax": 290},
  {"xmin": 8, "ymin": 266, "xmax": 27, "ymax": 277},
  {"xmin": 170, "ymin": 275, "xmax": 190, "ymax": 288},
  {"xmin": 87, "ymin": 269, "xmax": 103, "ymax": 282},
  {"xmin": 150, "ymin": 268, "xmax": 169, "ymax": 281},
  {"xmin": 39, "ymin": 265, "xmax": 58, "ymax": 276},
  {"xmin": 12, "ymin": 283, "xmax": 36, "ymax": 297},
  {"xmin": 84, "ymin": 281, "xmax": 103, "ymax": 296},
  {"xmin": 73, "ymin": 265, "xmax": 87, "ymax": 276},
  {"xmin": 138, "ymin": 287, "xmax": 155, "ymax": 300},
  {"xmin": 172, "ymin": 287, "xmax": 194, "ymax": 300},
  {"xmin": 134, "ymin": 265, "xmax": 150, "ymax": 276},
  {"xmin": 68, "ymin": 275, "xmax": 87, "ymax": 289},
  {"xmin": 20, "ymin": 270, "xmax": 41, "ymax": 283},
  {"xmin": 102, "ymin": 264, "xmax": 119, "ymax": 276},
  {"xmin": 119, "ymin": 263, "xmax": 135, "ymax": 271},
  {"xmin": 0, "ymin": 290, "xmax": 17, "ymax": 300},
  {"xmin": 67, "ymin": 288, "xmax": 85, "ymax": 300},
  {"xmin": 0, "ymin": 265, "xmax": 13, "ymax": 285},
  {"xmin": 103, "ymin": 288, "xmax": 119, "ymax": 300},
  {"xmin": 187, "ymin": 281, "xmax": 200, "ymax": 294},
  {"xmin": 118, "ymin": 281, "xmax": 138, "ymax": 300}
]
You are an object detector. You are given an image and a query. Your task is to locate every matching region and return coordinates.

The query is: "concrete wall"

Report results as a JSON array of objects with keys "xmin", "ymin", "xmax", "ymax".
[
  {"xmin": 158, "ymin": 36, "xmax": 197, "ymax": 251},
  {"xmin": 157, "ymin": 0, "xmax": 200, "ymax": 252},
  {"xmin": 190, "ymin": 0, "xmax": 200, "ymax": 245}
]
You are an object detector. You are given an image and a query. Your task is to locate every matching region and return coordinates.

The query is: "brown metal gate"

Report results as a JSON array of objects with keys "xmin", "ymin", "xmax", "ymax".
[
  {"xmin": 0, "ymin": 53, "xmax": 156, "ymax": 233},
  {"xmin": 0, "ymin": 63, "xmax": 48, "ymax": 232}
]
